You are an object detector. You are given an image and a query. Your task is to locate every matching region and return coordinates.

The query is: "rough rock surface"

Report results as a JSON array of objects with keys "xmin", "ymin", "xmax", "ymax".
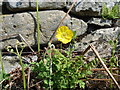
[
  {"xmin": 113, "ymin": 19, "xmax": 120, "ymax": 27},
  {"xmin": 3, "ymin": 0, "xmax": 119, "ymax": 17},
  {"xmin": 1, "ymin": 55, "xmax": 20, "ymax": 73},
  {"xmin": 1, "ymin": 55, "xmax": 38, "ymax": 73},
  {"xmin": 0, "ymin": 0, "xmax": 3, "ymax": 14},
  {"xmin": 67, "ymin": 2, "xmax": 117, "ymax": 16},
  {"xmin": 75, "ymin": 27, "xmax": 120, "ymax": 58},
  {"xmin": 0, "ymin": 10, "xmax": 87, "ymax": 49},
  {"xmin": 5, "ymin": 0, "xmax": 66, "ymax": 12},
  {"xmin": 87, "ymin": 18, "xmax": 112, "ymax": 27}
]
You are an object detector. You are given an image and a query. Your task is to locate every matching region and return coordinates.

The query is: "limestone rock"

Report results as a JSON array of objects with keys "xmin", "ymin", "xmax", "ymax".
[
  {"xmin": 87, "ymin": 18, "xmax": 112, "ymax": 27},
  {"xmin": 112, "ymin": 19, "xmax": 120, "ymax": 27},
  {"xmin": 75, "ymin": 27, "xmax": 120, "ymax": 58},
  {"xmin": 0, "ymin": 0, "xmax": 3, "ymax": 14},
  {"xmin": 3, "ymin": 0, "xmax": 119, "ymax": 17},
  {"xmin": 66, "ymin": 1, "xmax": 117, "ymax": 16},
  {"xmin": 5, "ymin": 0, "xmax": 66, "ymax": 12},
  {"xmin": 0, "ymin": 54, "xmax": 38, "ymax": 73},
  {"xmin": 1, "ymin": 55, "xmax": 20, "ymax": 73},
  {"xmin": 0, "ymin": 10, "xmax": 87, "ymax": 49},
  {"xmin": 30, "ymin": 0, "xmax": 66, "ymax": 10}
]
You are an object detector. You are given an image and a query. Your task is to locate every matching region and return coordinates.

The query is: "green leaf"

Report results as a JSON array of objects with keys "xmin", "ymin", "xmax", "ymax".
[
  {"xmin": 44, "ymin": 79, "xmax": 49, "ymax": 85},
  {"xmin": 0, "ymin": 71, "xmax": 3, "ymax": 81},
  {"xmin": 72, "ymin": 31, "xmax": 77, "ymax": 39},
  {"xmin": 49, "ymin": 81, "xmax": 53, "ymax": 86},
  {"xmin": 86, "ymin": 71, "xmax": 92, "ymax": 75},
  {"xmin": 78, "ymin": 80, "xmax": 85, "ymax": 88}
]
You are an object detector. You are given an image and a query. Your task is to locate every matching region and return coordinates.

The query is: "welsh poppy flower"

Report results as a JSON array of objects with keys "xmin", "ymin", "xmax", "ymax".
[{"xmin": 56, "ymin": 26, "xmax": 73, "ymax": 44}]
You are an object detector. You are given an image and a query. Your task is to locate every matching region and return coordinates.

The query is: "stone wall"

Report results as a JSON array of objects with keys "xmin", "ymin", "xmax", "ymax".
[{"xmin": 0, "ymin": 0, "xmax": 120, "ymax": 73}]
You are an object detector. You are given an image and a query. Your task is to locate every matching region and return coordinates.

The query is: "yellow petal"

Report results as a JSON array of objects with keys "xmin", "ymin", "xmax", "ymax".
[{"xmin": 56, "ymin": 26, "xmax": 73, "ymax": 44}]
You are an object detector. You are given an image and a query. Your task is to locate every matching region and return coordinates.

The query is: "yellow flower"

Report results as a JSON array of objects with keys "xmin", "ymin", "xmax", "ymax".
[{"xmin": 56, "ymin": 26, "xmax": 73, "ymax": 44}]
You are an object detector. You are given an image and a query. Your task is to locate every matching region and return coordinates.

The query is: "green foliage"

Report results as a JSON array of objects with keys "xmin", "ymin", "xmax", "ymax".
[
  {"xmin": 0, "ymin": 72, "xmax": 10, "ymax": 90},
  {"xmin": 0, "ymin": 51, "xmax": 5, "ymax": 77},
  {"xmin": 6, "ymin": 41, "xmax": 26, "ymax": 90},
  {"xmin": 108, "ymin": 35, "xmax": 119, "ymax": 89},
  {"xmin": 31, "ymin": 49, "xmax": 94, "ymax": 89},
  {"xmin": 101, "ymin": 3, "xmax": 120, "ymax": 19},
  {"xmin": 0, "ymin": 51, "xmax": 10, "ymax": 89},
  {"xmin": 72, "ymin": 31, "xmax": 77, "ymax": 39},
  {"xmin": 108, "ymin": 38, "xmax": 119, "ymax": 68}
]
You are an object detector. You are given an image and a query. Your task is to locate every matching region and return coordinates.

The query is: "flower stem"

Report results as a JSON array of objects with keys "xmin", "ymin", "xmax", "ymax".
[
  {"xmin": 0, "ymin": 51, "xmax": 5, "ymax": 76},
  {"xmin": 36, "ymin": 0, "xmax": 40, "ymax": 52},
  {"xmin": 19, "ymin": 56, "xmax": 26, "ymax": 90}
]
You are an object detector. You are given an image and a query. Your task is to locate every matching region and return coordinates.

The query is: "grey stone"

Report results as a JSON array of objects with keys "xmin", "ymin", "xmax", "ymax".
[
  {"xmin": 30, "ymin": 0, "xmax": 66, "ymax": 10},
  {"xmin": 112, "ymin": 19, "xmax": 120, "ymax": 27},
  {"xmin": 5, "ymin": 0, "xmax": 66, "ymax": 12},
  {"xmin": 4, "ymin": 0, "xmax": 119, "ymax": 17},
  {"xmin": 0, "ymin": 54, "xmax": 37, "ymax": 73},
  {"xmin": 116, "ymin": 19, "xmax": 120, "ymax": 27},
  {"xmin": 0, "ymin": 0, "xmax": 3, "ymax": 14},
  {"xmin": 0, "ymin": 10, "xmax": 87, "ymax": 49},
  {"xmin": 5, "ymin": 0, "xmax": 30, "ymax": 11},
  {"xmin": 75, "ymin": 27, "xmax": 120, "ymax": 58},
  {"xmin": 1, "ymin": 55, "xmax": 20, "ymax": 73},
  {"xmin": 22, "ymin": 55, "xmax": 38, "ymax": 62},
  {"xmin": 70, "ymin": 18, "xmax": 87, "ymax": 36},
  {"xmin": 87, "ymin": 18, "xmax": 112, "ymax": 27},
  {"xmin": 66, "ymin": 1, "xmax": 117, "ymax": 16}
]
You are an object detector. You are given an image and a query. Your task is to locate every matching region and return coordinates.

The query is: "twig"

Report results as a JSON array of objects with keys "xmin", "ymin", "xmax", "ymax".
[
  {"xmin": 81, "ymin": 45, "xmax": 91, "ymax": 55},
  {"xmin": 49, "ymin": 48, "xmax": 52, "ymax": 90},
  {"xmin": 19, "ymin": 34, "xmax": 35, "ymax": 53},
  {"xmin": 91, "ymin": 68, "xmax": 120, "ymax": 71},
  {"xmin": 9, "ymin": 82, "xmax": 13, "ymax": 90},
  {"xmin": 0, "ymin": 78, "xmax": 6, "ymax": 85},
  {"xmin": 4, "ymin": 82, "xmax": 13, "ymax": 90},
  {"xmin": 88, "ymin": 78, "xmax": 111, "ymax": 81},
  {"xmin": 27, "ymin": 67, "xmax": 31, "ymax": 90},
  {"xmin": 29, "ymin": 81, "xmax": 43, "ymax": 88},
  {"xmin": 89, "ymin": 45, "xmax": 120, "ymax": 89},
  {"xmin": 112, "ymin": 73, "xmax": 120, "ymax": 77},
  {"xmin": 81, "ymin": 78, "xmax": 112, "ymax": 81}
]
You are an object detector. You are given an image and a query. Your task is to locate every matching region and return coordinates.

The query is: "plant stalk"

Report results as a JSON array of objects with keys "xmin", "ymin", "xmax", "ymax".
[
  {"xmin": 0, "ymin": 51, "xmax": 5, "ymax": 75},
  {"xmin": 36, "ymin": 0, "xmax": 40, "ymax": 52},
  {"xmin": 0, "ymin": 50, "xmax": 5, "ymax": 89},
  {"xmin": 19, "ymin": 56, "xmax": 26, "ymax": 90},
  {"xmin": 49, "ymin": 49, "xmax": 52, "ymax": 90},
  {"xmin": 15, "ymin": 45, "xmax": 26, "ymax": 90}
]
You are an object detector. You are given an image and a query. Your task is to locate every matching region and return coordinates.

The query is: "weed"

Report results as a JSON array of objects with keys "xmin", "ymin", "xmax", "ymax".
[
  {"xmin": 31, "ymin": 27, "xmax": 95, "ymax": 89},
  {"xmin": 36, "ymin": 0, "xmax": 41, "ymax": 52},
  {"xmin": 101, "ymin": 3, "xmax": 120, "ymax": 19},
  {"xmin": 31, "ymin": 48, "xmax": 94, "ymax": 89},
  {"xmin": 7, "ymin": 41, "xmax": 26, "ymax": 90},
  {"xmin": 109, "ymin": 40, "xmax": 118, "ymax": 68},
  {"xmin": 0, "ymin": 51, "xmax": 10, "ymax": 89}
]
